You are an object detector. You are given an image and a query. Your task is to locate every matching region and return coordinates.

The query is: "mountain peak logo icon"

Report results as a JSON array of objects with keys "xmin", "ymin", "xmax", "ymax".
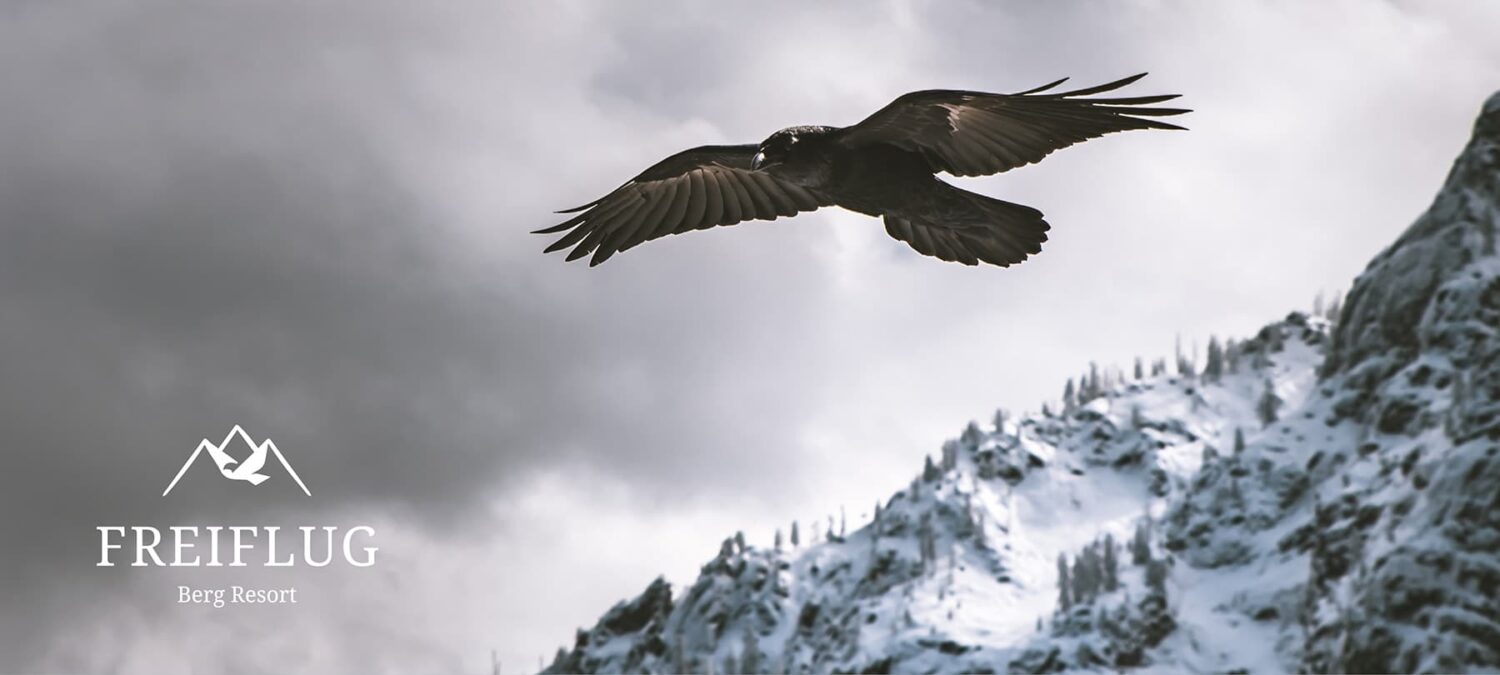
[{"xmin": 162, "ymin": 425, "xmax": 310, "ymax": 497}]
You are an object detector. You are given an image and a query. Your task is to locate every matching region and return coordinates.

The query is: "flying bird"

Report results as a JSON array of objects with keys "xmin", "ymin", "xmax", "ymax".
[
  {"xmin": 204, "ymin": 434, "xmax": 270, "ymax": 486},
  {"xmin": 536, "ymin": 73, "xmax": 1188, "ymax": 268}
]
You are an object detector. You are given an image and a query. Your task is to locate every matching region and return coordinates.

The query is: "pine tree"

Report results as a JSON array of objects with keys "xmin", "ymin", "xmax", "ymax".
[
  {"xmin": 993, "ymin": 408, "xmax": 1007, "ymax": 434},
  {"xmin": 839, "ymin": 507, "xmax": 847, "ymax": 538},
  {"xmin": 1102, "ymin": 534, "xmax": 1120, "ymax": 592},
  {"xmin": 919, "ymin": 516, "xmax": 937, "ymax": 572},
  {"xmin": 1063, "ymin": 378, "xmax": 1078, "ymax": 413},
  {"xmin": 1233, "ymin": 427, "xmax": 1246, "ymax": 455},
  {"xmin": 923, "ymin": 454, "xmax": 942, "ymax": 482},
  {"xmin": 734, "ymin": 530, "xmax": 746, "ymax": 553},
  {"xmin": 1131, "ymin": 519, "xmax": 1152, "ymax": 566},
  {"xmin": 1257, "ymin": 379, "xmax": 1282, "ymax": 426},
  {"xmin": 774, "ymin": 528, "xmax": 783, "ymax": 551},
  {"xmin": 1145, "ymin": 558, "xmax": 1168, "ymax": 596},
  {"xmin": 790, "ymin": 521, "xmax": 800, "ymax": 548},
  {"xmin": 1057, "ymin": 553, "xmax": 1072, "ymax": 611},
  {"xmin": 961, "ymin": 421, "xmax": 983, "ymax": 449},
  {"xmin": 1134, "ymin": 356, "xmax": 1145, "ymax": 380},
  {"xmin": 1203, "ymin": 336, "xmax": 1224, "ymax": 382},
  {"xmin": 1088, "ymin": 544, "xmax": 1103, "ymax": 599},
  {"xmin": 1072, "ymin": 546, "xmax": 1096, "ymax": 605}
]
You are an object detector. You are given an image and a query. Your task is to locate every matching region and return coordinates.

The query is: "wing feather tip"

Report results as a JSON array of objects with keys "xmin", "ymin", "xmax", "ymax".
[
  {"xmin": 542, "ymin": 239, "xmax": 575, "ymax": 254},
  {"xmin": 1014, "ymin": 76, "xmax": 1070, "ymax": 96},
  {"xmin": 554, "ymin": 201, "xmax": 599, "ymax": 215}
]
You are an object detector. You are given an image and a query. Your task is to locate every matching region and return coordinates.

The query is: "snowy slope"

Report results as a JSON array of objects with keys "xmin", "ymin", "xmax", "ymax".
[{"xmin": 543, "ymin": 92, "xmax": 1500, "ymax": 674}]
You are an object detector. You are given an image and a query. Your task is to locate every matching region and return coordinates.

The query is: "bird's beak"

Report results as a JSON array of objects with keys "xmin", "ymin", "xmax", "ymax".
[{"xmin": 751, "ymin": 151, "xmax": 767, "ymax": 171}]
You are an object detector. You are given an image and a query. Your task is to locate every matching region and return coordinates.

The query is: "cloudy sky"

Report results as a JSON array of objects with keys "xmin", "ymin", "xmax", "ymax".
[{"xmin": 3, "ymin": 1, "xmax": 1498, "ymax": 672}]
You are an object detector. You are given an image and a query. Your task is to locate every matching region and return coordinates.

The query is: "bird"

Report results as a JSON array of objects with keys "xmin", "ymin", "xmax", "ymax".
[
  {"xmin": 535, "ymin": 73, "xmax": 1188, "ymax": 268},
  {"xmin": 203, "ymin": 427, "xmax": 271, "ymax": 486}
]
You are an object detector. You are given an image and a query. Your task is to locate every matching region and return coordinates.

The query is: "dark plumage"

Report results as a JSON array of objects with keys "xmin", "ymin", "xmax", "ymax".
[{"xmin": 537, "ymin": 73, "xmax": 1188, "ymax": 267}]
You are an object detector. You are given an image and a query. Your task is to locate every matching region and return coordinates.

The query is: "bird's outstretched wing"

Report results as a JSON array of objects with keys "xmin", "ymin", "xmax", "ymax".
[
  {"xmin": 837, "ymin": 73, "xmax": 1189, "ymax": 177},
  {"xmin": 536, "ymin": 144, "xmax": 828, "ymax": 266}
]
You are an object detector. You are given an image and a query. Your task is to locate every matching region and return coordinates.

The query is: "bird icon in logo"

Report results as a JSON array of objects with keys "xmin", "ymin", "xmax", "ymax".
[
  {"xmin": 162, "ymin": 425, "xmax": 311, "ymax": 496},
  {"xmin": 204, "ymin": 429, "xmax": 271, "ymax": 485}
]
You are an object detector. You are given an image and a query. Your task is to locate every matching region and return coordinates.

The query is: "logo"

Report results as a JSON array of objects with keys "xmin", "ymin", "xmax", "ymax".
[
  {"xmin": 96, "ymin": 425, "xmax": 378, "ymax": 573},
  {"xmin": 162, "ymin": 425, "xmax": 311, "ymax": 496}
]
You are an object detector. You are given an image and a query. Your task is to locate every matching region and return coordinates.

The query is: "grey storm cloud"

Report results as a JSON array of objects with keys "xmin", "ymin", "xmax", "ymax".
[
  {"xmin": 0, "ymin": 2, "xmax": 863, "ymax": 667},
  {"xmin": 3, "ymin": 0, "xmax": 1499, "ymax": 672}
]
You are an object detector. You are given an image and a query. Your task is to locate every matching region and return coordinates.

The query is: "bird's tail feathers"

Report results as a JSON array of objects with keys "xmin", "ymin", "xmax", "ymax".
[{"xmin": 884, "ymin": 186, "xmax": 1049, "ymax": 267}]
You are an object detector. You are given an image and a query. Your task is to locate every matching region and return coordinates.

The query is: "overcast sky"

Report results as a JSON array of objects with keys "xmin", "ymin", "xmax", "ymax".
[{"xmin": 3, "ymin": 1, "xmax": 1499, "ymax": 672}]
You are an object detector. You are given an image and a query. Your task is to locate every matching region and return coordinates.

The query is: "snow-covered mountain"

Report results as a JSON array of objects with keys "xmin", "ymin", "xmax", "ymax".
[{"xmin": 544, "ymin": 92, "xmax": 1500, "ymax": 674}]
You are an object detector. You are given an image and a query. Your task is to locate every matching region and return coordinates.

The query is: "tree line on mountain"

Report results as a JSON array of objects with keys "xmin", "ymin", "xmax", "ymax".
[
  {"xmin": 1054, "ymin": 292, "xmax": 1339, "ymax": 425},
  {"xmin": 1056, "ymin": 519, "xmax": 1169, "ymax": 614}
]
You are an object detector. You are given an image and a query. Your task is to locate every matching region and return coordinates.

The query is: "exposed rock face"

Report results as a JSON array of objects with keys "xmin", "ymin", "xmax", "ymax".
[
  {"xmin": 547, "ymin": 577, "xmax": 675, "ymax": 674},
  {"xmin": 1326, "ymin": 91, "xmax": 1500, "ymax": 389},
  {"xmin": 544, "ymin": 92, "xmax": 1500, "ymax": 674},
  {"xmin": 1303, "ymin": 92, "xmax": 1500, "ymax": 674}
]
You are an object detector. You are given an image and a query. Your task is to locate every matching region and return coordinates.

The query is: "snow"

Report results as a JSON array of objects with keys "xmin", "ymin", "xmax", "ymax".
[{"xmin": 549, "ymin": 317, "xmax": 1350, "ymax": 673}]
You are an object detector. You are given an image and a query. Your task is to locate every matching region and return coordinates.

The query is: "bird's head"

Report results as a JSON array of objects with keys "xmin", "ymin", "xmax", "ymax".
[
  {"xmin": 751, "ymin": 129, "xmax": 799, "ymax": 171},
  {"xmin": 752, "ymin": 126, "xmax": 830, "ymax": 171}
]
